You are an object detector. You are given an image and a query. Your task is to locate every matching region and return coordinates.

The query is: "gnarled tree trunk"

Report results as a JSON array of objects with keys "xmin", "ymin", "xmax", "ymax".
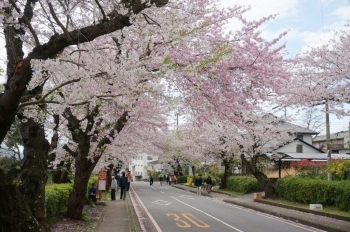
[
  {"xmin": 0, "ymin": 169, "xmax": 44, "ymax": 232},
  {"xmin": 66, "ymin": 147, "xmax": 97, "ymax": 219},
  {"xmin": 18, "ymin": 118, "xmax": 50, "ymax": 230},
  {"xmin": 241, "ymin": 154, "xmax": 275, "ymax": 198}
]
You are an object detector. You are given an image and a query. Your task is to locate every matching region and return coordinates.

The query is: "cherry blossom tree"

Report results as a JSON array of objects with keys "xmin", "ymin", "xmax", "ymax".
[
  {"xmin": 285, "ymin": 25, "xmax": 350, "ymax": 117},
  {"xmin": 0, "ymin": 0, "xmax": 169, "ymax": 230},
  {"xmin": 1, "ymin": 0, "xmax": 294, "ymax": 229}
]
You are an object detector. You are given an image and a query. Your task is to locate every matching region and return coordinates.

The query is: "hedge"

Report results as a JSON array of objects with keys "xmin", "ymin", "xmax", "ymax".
[
  {"xmin": 226, "ymin": 176, "xmax": 263, "ymax": 194},
  {"xmin": 177, "ymin": 175, "xmax": 188, "ymax": 183},
  {"xmin": 45, "ymin": 183, "xmax": 73, "ymax": 222},
  {"xmin": 275, "ymin": 177, "xmax": 350, "ymax": 211}
]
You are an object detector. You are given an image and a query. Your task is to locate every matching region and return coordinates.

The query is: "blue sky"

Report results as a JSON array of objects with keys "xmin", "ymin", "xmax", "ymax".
[{"xmin": 1, "ymin": 0, "xmax": 350, "ymax": 133}]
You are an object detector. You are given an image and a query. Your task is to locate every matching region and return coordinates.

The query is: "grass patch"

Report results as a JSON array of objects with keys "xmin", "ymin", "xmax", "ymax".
[
  {"xmin": 213, "ymin": 187, "xmax": 245, "ymax": 197},
  {"xmin": 263, "ymin": 198, "xmax": 350, "ymax": 218}
]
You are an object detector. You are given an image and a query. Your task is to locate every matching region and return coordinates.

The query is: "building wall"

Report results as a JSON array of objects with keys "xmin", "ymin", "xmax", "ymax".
[
  {"xmin": 129, "ymin": 154, "xmax": 155, "ymax": 180},
  {"xmin": 274, "ymin": 140, "xmax": 321, "ymax": 153}
]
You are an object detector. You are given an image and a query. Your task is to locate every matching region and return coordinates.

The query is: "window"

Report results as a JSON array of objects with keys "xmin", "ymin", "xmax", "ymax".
[
  {"xmin": 296, "ymin": 145, "xmax": 303, "ymax": 153},
  {"xmin": 147, "ymin": 156, "xmax": 153, "ymax": 160}
]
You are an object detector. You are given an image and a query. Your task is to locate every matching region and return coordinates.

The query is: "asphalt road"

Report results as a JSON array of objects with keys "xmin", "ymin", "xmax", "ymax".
[{"xmin": 131, "ymin": 181, "xmax": 326, "ymax": 232}]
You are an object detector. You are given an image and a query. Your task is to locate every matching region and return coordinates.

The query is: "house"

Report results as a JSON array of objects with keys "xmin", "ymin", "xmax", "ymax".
[
  {"xmin": 129, "ymin": 154, "xmax": 157, "ymax": 181},
  {"xmin": 312, "ymin": 130, "xmax": 350, "ymax": 154},
  {"xmin": 257, "ymin": 120, "xmax": 326, "ymax": 178}
]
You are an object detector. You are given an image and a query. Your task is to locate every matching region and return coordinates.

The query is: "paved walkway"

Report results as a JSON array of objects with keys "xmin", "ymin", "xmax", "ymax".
[
  {"xmin": 95, "ymin": 183, "xmax": 350, "ymax": 232},
  {"xmin": 94, "ymin": 191, "xmax": 142, "ymax": 232}
]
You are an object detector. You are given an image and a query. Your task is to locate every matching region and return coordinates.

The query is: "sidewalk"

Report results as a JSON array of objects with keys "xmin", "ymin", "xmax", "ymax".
[
  {"xmin": 95, "ymin": 184, "xmax": 350, "ymax": 232},
  {"xmin": 94, "ymin": 191, "xmax": 142, "ymax": 232}
]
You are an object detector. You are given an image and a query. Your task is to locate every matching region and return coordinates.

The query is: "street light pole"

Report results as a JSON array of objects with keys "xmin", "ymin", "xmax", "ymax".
[{"xmin": 325, "ymin": 100, "xmax": 332, "ymax": 181}]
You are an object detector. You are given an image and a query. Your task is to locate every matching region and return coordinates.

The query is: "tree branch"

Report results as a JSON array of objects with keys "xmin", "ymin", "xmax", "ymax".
[
  {"xmin": 94, "ymin": 0, "xmax": 107, "ymax": 22},
  {"xmin": 9, "ymin": 0, "xmax": 40, "ymax": 46},
  {"xmin": 48, "ymin": 2, "xmax": 73, "ymax": 42}
]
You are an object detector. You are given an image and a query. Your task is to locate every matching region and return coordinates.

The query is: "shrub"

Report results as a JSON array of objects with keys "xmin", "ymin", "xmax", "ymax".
[
  {"xmin": 45, "ymin": 183, "xmax": 73, "ymax": 222},
  {"xmin": 177, "ymin": 175, "xmax": 188, "ymax": 183},
  {"xmin": 226, "ymin": 176, "xmax": 263, "ymax": 194},
  {"xmin": 275, "ymin": 177, "xmax": 350, "ymax": 211}
]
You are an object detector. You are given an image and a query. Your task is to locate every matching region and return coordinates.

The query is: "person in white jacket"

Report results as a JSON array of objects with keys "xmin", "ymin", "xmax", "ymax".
[{"xmin": 110, "ymin": 176, "xmax": 117, "ymax": 200}]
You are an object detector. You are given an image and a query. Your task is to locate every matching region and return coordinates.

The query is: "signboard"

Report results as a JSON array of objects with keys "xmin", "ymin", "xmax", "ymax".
[
  {"xmin": 97, "ymin": 169, "xmax": 107, "ymax": 200},
  {"xmin": 98, "ymin": 180, "xmax": 106, "ymax": 191}
]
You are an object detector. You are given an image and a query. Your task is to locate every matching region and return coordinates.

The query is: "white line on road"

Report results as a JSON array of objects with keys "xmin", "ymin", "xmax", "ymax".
[
  {"xmin": 133, "ymin": 188, "xmax": 162, "ymax": 232},
  {"xmin": 171, "ymin": 196, "xmax": 244, "ymax": 232},
  {"xmin": 256, "ymin": 212, "xmax": 319, "ymax": 232}
]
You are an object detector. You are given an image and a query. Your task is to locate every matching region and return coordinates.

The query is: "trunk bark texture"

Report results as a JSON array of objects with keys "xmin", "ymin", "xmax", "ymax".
[
  {"xmin": 18, "ymin": 118, "xmax": 50, "ymax": 229},
  {"xmin": 219, "ymin": 158, "xmax": 231, "ymax": 189},
  {"xmin": 241, "ymin": 154, "xmax": 276, "ymax": 198},
  {"xmin": 0, "ymin": 169, "xmax": 44, "ymax": 232},
  {"xmin": 66, "ymin": 147, "xmax": 97, "ymax": 220}
]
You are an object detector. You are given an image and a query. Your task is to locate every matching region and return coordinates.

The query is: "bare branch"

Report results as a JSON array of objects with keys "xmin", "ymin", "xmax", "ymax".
[
  {"xmin": 19, "ymin": 78, "xmax": 81, "ymax": 108},
  {"xmin": 94, "ymin": 0, "xmax": 107, "ymax": 22},
  {"xmin": 9, "ymin": 0, "xmax": 40, "ymax": 46},
  {"xmin": 48, "ymin": 2, "xmax": 73, "ymax": 42},
  {"xmin": 141, "ymin": 13, "xmax": 161, "ymax": 28}
]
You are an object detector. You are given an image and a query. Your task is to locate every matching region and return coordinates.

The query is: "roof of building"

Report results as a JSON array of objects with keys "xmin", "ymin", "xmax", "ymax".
[
  {"xmin": 265, "ymin": 152, "xmax": 350, "ymax": 160},
  {"xmin": 313, "ymin": 130, "xmax": 350, "ymax": 142}
]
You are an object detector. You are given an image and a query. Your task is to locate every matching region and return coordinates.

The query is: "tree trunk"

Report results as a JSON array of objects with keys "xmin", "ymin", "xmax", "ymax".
[
  {"xmin": 66, "ymin": 148, "xmax": 98, "ymax": 220},
  {"xmin": 18, "ymin": 118, "xmax": 50, "ymax": 230},
  {"xmin": 241, "ymin": 155, "xmax": 276, "ymax": 198},
  {"xmin": 191, "ymin": 166, "xmax": 196, "ymax": 179},
  {"xmin": 219, "ymin": 158, "xmax": 231, "ymax": 189},
  {"xmin": 0, "ymin": 169, "xmax": 44, "ymax": 232}
]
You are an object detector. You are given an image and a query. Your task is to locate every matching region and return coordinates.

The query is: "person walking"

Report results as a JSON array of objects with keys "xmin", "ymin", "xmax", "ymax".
[
  {"xmin": 194, "ymin": 175, "xmax": 203, "ymax": 196},
  {"xmin": 205, "ymin": 176, "xmax": 213, "ymax": 194},
  {"xmin": 110, "ymin": 176, "xmax": 117, "ymax": 200},
  {"xmin": 166, "ymin": 175, "xmax": 170, "ymax": 185},
  {"xmin": 159, "ymin": 175, "xmax": 163, "ymax": 185},
  {"xmin": 172, "ymin": 175, "xmax": 177, "ymax": 184},
  {"xmin": 150, "ymin": 175, "xmax": 154, "ymax": 185},
  {"xmin": 115, "ymin": 173, "xmax": 121, "ymax": 192},
  {"xmin": 126, "ymin": 171, "xmax": 132, "ymax": 191},
  {"xmin": 119, "ymin": 171, "xmax": 128, "ymax": 200}
]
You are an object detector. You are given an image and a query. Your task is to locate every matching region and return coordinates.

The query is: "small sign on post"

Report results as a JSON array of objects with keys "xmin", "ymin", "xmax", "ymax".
[{"xmin": 97, "ymin": 169, "xmax": 107, "ymax": 200}]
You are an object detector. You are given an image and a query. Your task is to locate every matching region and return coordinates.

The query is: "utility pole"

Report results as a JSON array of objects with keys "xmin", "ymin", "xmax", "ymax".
[{"xmin": 325, "ymin": 100, "xmax": 332, "ymax": 181}]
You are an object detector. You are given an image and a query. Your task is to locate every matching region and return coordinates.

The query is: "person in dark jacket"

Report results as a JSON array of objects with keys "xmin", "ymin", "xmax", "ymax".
[
  {"xmin": 119, "ymin": 171, "xmax": 128, "ymax": 200},
  {"xmin": 150, "ymin": 175, "xmax": 154, "ymax": 185},
  {"xmin": 205, "ymin": 176, "xmax": 213, "ymax": 194},
  {"xmin": 88, "ymin": 183, "xmax": 97, "ymax": 203},
  {"xmin": 194, "ymin": 175, "xmax": 203, "ymax": 196}
]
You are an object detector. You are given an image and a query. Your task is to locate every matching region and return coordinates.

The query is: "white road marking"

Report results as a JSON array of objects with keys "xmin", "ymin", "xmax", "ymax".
[
  {"xmin": 171, "ymin": 196, "xmax": 244, "ymax": 232},
  {"xmin": 132, "ymin": 188, "xmax": 162, "ymax": 232},
  {"xmin": 153, "ymin": 200, "xmax": 172, "ymax": 206},
  {"xmin": 256, "ymin": 213, "xmax": 320, "ymax": 232},
  {"xmin": 179, "ymin": 195, "xmax": 195, "ymax": 199}
]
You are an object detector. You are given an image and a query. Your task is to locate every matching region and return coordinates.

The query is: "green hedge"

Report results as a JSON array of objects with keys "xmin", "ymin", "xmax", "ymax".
[
  {"xmin": 275, "ymin": 177, "xmax": 350, "ymax": 211},
  {"xmin": 45, "ymin": 183, "xmax": 73, "ymax": 222},
  {"xmin": 177, "ymin": 175, "xmax": 188, "ymax": 183},
  {"xmin": 226, "ymin": 176, "xmax": 263, "ymax": 194}
]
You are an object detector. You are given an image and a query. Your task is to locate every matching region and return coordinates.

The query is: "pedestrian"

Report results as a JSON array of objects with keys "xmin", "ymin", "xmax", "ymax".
[
  {"xmin": 159, "ymin": 175, "xmax": 163, "ymax": 185},
  {"xmin": 166, "ymin": 175, "xmax": 170, "ymax": 185},
  {"xmin": 150, "ymin": 175, "xmax": 154, "ymax": 185},
  {"xmin": 205, "ymin": 176, "xmax": 212, "ymax": 194},
  {"xmin": 119, "ymin": 171, "xmax": 128, "ymax": 200},
  {"xmin": 194, "ymin": 175, "xmax": 203, "ymax": 196},
  {"xmin": 172, "ymin": 175, "xmax": 177, "ymax": 184},
  {"xmin": 126, "ymin": 171, "xmax": 132, "ymax": 191},
  {"xmin": 88, "ymin": 183, "xmax": 97, "ymax": 203},
  {"xmin": 115, "ymin": 173, "xmax": 121, "ymax": 192},
  {"xmin": 110, "ymin": 176, "xmax": 117, "ymax": 200}
]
